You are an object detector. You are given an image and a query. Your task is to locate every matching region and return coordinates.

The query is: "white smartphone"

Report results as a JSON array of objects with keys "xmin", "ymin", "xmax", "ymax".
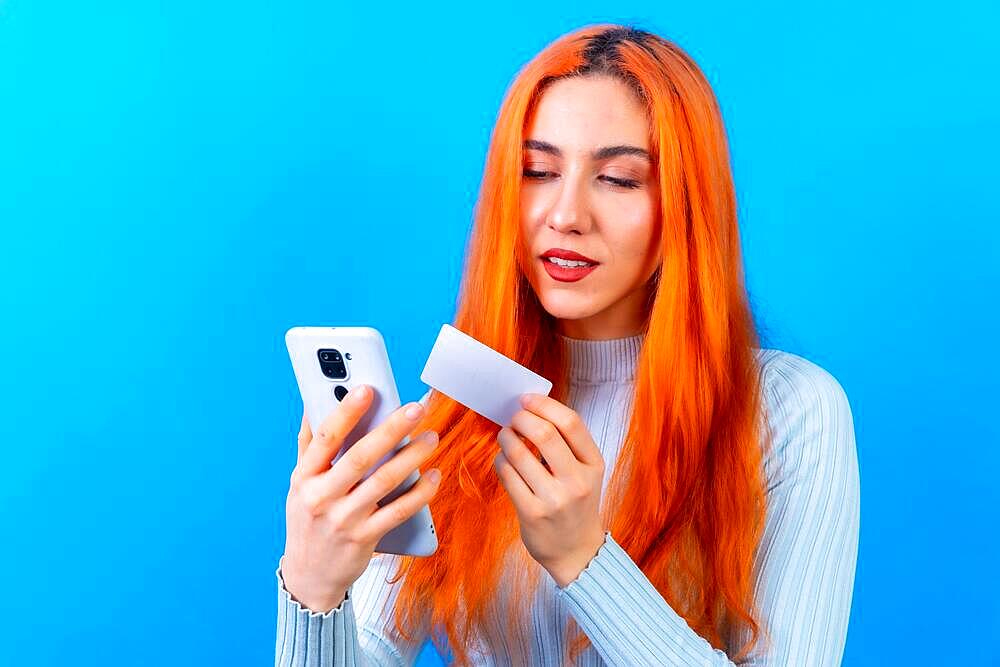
[{"xmin": 285, "ymin": 326, "xmax": 438, "ymax": 557}]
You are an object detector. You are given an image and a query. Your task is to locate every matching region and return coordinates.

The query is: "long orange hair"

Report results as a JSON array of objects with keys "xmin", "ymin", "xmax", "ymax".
[{"xmin": 389, "ymin": 24, "xmax": 773, "ymax": 665}]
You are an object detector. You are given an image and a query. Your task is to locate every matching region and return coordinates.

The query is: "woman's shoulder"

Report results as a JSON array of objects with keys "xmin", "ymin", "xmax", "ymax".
[
  {"xmin": 751, "ymin": 347, "xmax": 856, "ymax": 479},
  {"xmin": 753, "ymin": 347, "xmax": 851, "ymax": 413}
]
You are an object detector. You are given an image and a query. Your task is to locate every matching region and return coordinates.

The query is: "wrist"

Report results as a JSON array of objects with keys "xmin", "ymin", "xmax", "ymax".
[
  {"xmin": 291, "ymin": 588, "xmax": 348, "ymax": 614},
  {"xmin": 546, "ymin": 533, "xmax": 607, "ymax": 588},
  {"xmin": 284, "ymin": 574, "xmax": 349, "ymax": 613},
  {"xmin": 280, "ymin": 561, "xmax": 349, "ymax": 613}
]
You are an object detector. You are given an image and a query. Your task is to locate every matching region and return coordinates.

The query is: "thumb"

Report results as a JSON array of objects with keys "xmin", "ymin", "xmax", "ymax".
[{"xmin": 296, "ymin": 409, "xmax": 311, "ymax": 462}]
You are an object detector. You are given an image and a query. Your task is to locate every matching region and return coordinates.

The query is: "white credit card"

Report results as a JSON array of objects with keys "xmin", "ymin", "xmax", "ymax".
[{"xmin": 420, "ymin": 324, "xmax": 553, "ymax": 427}]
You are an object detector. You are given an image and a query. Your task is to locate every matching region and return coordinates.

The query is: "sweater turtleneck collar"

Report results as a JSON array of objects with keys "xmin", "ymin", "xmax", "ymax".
[{"xmin": 557, "ymin": 331, "xmax": 645, "ymax": 384}]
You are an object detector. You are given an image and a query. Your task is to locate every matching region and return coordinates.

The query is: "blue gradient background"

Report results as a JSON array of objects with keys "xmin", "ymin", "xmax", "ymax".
[{"xmin": 1, "ymin": 1, "xmax": 996, "ymax": 665}]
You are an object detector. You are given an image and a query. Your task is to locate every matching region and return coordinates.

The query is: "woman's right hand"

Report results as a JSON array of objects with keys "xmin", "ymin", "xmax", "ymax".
[{"xmin": 280, "ymin": 384, "xmax": 442, "ymax": 613}]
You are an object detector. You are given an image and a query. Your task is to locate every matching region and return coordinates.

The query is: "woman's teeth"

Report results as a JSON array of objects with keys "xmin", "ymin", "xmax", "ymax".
[{"xmin": 546, "ymin": 257, "xmax": 593, "ymax": 268}]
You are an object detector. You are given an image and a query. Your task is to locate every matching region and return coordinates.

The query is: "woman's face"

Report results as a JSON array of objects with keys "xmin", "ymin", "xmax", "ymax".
[{"xmin": 520, "ymin": 74, "xmax": 661, "ymax": 340}]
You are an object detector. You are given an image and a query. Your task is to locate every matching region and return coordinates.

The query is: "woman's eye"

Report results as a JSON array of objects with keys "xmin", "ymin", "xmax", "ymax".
[
  {"xmin": 521, "ymin": 169, "xmax": 641, "ymax": 190},
  {"xmin": 601, "ymin": 175, "xmax": 641, "ymax": 189}
]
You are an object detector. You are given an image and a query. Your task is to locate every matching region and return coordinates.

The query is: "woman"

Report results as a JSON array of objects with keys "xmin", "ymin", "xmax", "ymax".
[{"xmin": 275, "ymin": 24, "xmax": 860, "ymax": 667}]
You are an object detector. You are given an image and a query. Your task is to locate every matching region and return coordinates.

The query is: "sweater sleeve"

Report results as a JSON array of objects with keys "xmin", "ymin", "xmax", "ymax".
[
  {"xmin": 275, "ymin": 390, "xmax": 436, "ymax": 667},
  {"xmin": 552, "ymin": 352, "xmax": 861, "ymax": 666}
]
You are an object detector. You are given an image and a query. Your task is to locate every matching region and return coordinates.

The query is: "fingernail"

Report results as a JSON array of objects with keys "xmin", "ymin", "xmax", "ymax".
[
  {"xmin": 351, "ymin": 385, "xmax": 370, "ymax": 402},
  {"xmin": 404, "ymin": 402, "xmax": 424, "ymax": 420},
  {"xmin": 520, "ymin": 393, "xmax": 533, "ymax": 407},
  {"xmin": 426, "ymin": 468, "xmax": 441, "ymax": 483}
]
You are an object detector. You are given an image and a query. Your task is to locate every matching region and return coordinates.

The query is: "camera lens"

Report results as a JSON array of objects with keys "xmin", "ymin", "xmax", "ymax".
[
  {"xmin": 318, "ymin": 349, "xmax": 341, "ymax": 363},
  {"xmin": 318, "ymin": 349, "xmax": 347, "ymax": 379}
]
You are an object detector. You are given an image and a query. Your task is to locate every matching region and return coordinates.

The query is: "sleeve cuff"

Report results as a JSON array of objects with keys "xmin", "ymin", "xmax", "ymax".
[
  {"xmin": 275, "ymin": 556, "xmax": 352, "ymax": 618},
  {"xmin": 275, "ymin": 555, "xmax": 360, "ymax": 666},
  {"xmin": 553, "ymin": 530, "xmax": 614, "ymax": 595}
]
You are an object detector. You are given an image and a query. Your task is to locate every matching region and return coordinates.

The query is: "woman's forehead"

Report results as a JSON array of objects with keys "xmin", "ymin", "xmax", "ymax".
[{"xmin": 525, "ymin": 77, "xmax": 650, "ymax": 154}]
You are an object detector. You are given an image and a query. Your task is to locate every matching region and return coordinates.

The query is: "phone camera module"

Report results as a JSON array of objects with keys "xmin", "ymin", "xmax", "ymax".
[{"xmin": 318, "ymin": 348, "xmax": 348, "ymax": 380}]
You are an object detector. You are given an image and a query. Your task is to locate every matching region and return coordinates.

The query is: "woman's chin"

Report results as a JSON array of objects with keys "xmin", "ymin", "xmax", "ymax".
[{"xmin": 537, "ymin": 294, "xmax": 602, "ymax": 322}]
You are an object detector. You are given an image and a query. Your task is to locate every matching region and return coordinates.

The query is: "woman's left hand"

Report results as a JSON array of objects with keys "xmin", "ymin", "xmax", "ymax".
[{"xmin": 493, "ymin": 393, "xmax": 608, "ymax": 588}]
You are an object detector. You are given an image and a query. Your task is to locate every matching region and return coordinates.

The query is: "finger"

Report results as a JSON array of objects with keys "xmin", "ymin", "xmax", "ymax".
[
  {"xmin": 298, "ymin": 384, "xmax": 374, "ymax": 477},
  {"xmin": 335, "ymin": 430, "xmax": 439, "ymax": 514},
  {"xmin": 509, "ymin": 409, "xmax": 576, "ymax": 476},
  {"xmin": 362, "ymin": 466, "xmax": 442, "ymax": 542},
  {"xmin": 520, "ymin": 394, "xmax": 602, "ymax": 466},
  {"xmin": 496, "ymin": 426, "xmax": 554, "ymax": 497},
  {"xmin": 324, "ymin": 400, "xmax": 427, "ymax": 497},
  {"xmin": 494, "ymin": 450, "xmax": 544, "ymax": 516},
  {"xmin": 297, "ymin": 409, "xmax": 311, "ymax": 462}
]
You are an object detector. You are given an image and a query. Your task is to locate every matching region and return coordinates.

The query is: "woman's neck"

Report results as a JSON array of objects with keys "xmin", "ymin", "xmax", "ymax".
[{"xmin": 558, "ymin": 330, "xmax": 645, "ymax": 383}]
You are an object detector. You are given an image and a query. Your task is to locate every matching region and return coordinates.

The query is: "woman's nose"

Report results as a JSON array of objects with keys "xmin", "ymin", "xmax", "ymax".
[{"xmin": 546, "ymin": 175, "xmax": 591, "ymax": 235}]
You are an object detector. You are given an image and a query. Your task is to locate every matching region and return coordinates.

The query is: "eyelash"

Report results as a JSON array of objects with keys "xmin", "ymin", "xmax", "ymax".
[{"xmin": 522, "ymin": 169, "xmax": 641, "ymax": 190}]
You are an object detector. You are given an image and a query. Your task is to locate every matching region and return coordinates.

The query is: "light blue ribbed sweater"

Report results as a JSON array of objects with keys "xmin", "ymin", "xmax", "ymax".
[{"xmin": 275, "ymin": 333, "xmax": 860, "ymax": 666}]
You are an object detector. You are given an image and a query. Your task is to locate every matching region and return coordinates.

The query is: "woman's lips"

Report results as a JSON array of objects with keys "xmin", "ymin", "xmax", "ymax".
[{"xmin": 540, "ymin": 257, "xmax": 599, "ymax": 282}]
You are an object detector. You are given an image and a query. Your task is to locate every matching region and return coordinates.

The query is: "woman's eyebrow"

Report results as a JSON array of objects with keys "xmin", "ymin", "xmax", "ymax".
[{"xmin": 523, "ymin": 139, "xmax": 651, "ymax": 162}]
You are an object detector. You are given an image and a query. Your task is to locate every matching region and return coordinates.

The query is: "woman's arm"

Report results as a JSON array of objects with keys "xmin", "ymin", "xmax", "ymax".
[
  {"xmin": 275, "ymin": 551, "xmax": 427, "ymax": 667},
  {"xmin": 275, "ymin": 391, "xmax": 436, "ymax": 667},
  {"xmin": 554, "ymin": 352, "xmax": 861, "ymax": 666}
]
